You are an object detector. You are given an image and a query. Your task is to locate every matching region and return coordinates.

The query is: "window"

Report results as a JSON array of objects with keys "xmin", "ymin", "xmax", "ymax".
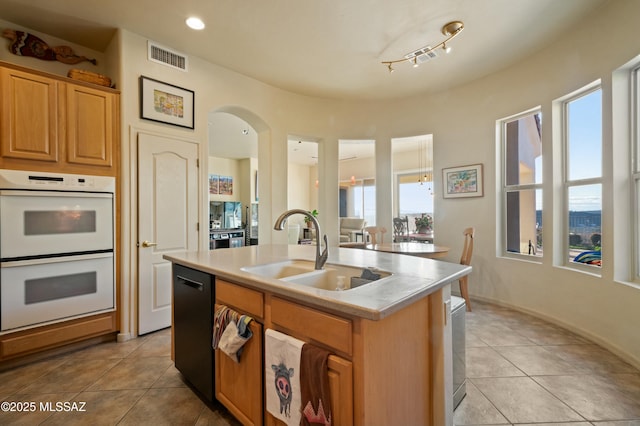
[
  {"xmin": 392, "ymin": 134, "xmax": 434, "ymax": 233},
  {"xmin": 500, "ymin": 108, "xmax": 543, "ymax": 258},
  {"xmin": 352, "ymin": 179, "xmax": 376, "ymax": 226},
  {"xmin": 338, "ymin": 139, "xmax": 376, "ymax": 223},
  {"xmin": 633, "ymin": 67, "xmax": 640, "ymax": 278},
  {"xmin": 397, "ymin": 174, "xmax": 434, "ymax": 231},
  {"xmin": 563, "ymin": 86, "xmax": 602, "ymax": 268}
]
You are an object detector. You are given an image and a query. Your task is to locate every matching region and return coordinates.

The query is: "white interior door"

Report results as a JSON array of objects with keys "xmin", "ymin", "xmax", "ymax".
[{"xmin": 138, "ymin": 132, "xmax": 199, "ymax": 334}]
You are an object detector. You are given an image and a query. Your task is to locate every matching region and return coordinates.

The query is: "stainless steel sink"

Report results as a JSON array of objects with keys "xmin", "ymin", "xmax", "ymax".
[{"xmin": 242, "ymin": 259, "xmax": 392, "ymax": 291}]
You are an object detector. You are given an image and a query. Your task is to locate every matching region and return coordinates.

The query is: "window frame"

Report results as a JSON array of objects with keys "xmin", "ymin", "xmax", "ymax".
[
  {"xmin": 499, "ymin": 106, "xmax": 543, "ymax": 261},
  {"xmin": 632, "ymin": 67, "xmax": 640, "ymax": 280},
  {"xmin": 560, "ymin": 83, "xmax": 603, "ymax": 273}
]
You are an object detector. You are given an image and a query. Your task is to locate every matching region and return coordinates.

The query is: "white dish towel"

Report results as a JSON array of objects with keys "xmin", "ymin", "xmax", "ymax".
[{"xmin": 265, "ymin": 329, "xmax": 305, "ymax": 425}]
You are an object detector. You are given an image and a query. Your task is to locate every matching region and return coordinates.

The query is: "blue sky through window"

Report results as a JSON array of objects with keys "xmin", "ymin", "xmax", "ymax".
[
  {"xmin": 568, "ymin": 89, "xmax": 602, "ymax": 211},
  {"xmin": 399, "ymin": 181, "xmax": 434, "ymax": 214}
]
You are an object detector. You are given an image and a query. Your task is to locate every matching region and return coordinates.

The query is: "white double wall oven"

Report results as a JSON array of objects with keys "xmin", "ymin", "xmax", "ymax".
[{"xmin": 0, "ymin": 169, "xmax": 116, "ymax": 333}]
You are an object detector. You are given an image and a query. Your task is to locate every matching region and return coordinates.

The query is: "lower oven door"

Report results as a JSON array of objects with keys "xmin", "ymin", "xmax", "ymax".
[{"xmin": 1, "ymin": 253, "xmax": 114, "ymax": 332}]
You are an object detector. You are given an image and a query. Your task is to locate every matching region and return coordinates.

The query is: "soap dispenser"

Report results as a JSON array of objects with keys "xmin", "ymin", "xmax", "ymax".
[{"xmin": 336, "ymin": 275, "xmax": 346, "ymax": 291}]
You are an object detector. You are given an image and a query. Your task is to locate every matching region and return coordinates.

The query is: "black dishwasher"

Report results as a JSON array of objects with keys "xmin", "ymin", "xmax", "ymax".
[{"xmin": 173, "ymin": 264, "xmax": 214, "ymax": 401}]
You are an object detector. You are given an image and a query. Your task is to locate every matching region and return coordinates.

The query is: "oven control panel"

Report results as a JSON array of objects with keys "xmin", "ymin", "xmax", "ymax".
[{"xmin": 0, "ymin": 169, "xmax": 115, "ymax": 192}]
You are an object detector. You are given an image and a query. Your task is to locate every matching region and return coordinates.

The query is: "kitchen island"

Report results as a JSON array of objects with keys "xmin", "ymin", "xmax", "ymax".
[{"xmin": 165, "ymin": 244, "xmax": 470, "ymax": 426}]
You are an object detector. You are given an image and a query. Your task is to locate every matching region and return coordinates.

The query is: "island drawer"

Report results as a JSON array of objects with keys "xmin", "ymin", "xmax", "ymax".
[
  {"xmin": 271, "ymin": 296, "xmax": 352, "ymax": 356},
  {"xmin": 216, "ymin": 279, "xmax": 264, "ymax": 319}
]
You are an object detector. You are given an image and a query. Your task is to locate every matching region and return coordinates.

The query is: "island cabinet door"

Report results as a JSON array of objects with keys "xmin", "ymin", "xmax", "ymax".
[
  {"xmin": 327, "ymin": 355, "xmax": 354, "ymax": 426},
  {"xmin": 215, "ymin": 310, "xmax": 263, "ymax": 426},
  {"xmin": 268, "ymin": 296, "xmax": 354, "ymax": 426},
  {"xmin": 265, "ymin": 354, "xmax": 353, "ymax": 426}
]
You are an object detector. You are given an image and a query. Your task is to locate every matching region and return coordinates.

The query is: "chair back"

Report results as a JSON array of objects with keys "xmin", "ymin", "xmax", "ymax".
[
  {"xmin": 460, "ymin": 227, "xmax": 475, "ymax": 266},
  {"xmin": 393, "ymin": 217, "xmax": 409, "ymax": 242},
  {"xmin": 364, "ymin": 226, "xmax": 387, "ymax": 245}
]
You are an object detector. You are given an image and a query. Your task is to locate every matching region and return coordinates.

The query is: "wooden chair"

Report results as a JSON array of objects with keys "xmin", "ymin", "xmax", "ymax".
[
  {"xmin": 459, "ymin": 227, "xmax": 474, "ymax": 311},
  {"xmin": 364, "ymin": 226, "xmax": 387, "ymax": 245},
  {"xmin": 393, "ymin": 216, "xmax": 410, "ymax": 242}
]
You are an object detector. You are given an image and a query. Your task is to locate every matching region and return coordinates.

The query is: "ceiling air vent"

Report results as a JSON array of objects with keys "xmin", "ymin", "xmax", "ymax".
[
  {"xmin": 147, "ymin": 41, "xmax": 188, "ymax": 72},
  {"xmin": 404, "ymin": 46, "xmax": 438, "ymax": 64}
]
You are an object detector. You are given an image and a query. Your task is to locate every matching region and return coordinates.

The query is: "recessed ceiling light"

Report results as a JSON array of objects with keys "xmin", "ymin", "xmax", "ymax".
[{"xmin": 186, "ymin": 17, "xmax": 205, "ymax": 30}]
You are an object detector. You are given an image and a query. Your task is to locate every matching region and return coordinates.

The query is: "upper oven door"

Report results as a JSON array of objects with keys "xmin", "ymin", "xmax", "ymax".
[{"xmin": 0, "ymin": 190, "xmax": 114, "ymax": 259}]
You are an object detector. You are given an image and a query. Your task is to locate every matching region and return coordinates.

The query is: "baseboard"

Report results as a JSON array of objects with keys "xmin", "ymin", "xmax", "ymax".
[{"xmin": 467, "ymin": 294, "xmax": 640, "ymax": 371}]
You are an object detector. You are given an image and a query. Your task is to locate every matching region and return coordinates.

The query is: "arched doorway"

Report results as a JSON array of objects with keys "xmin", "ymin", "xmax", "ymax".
[{"xmin": 208, "ymin": 106, "xmax": 270, "ymax": 247}]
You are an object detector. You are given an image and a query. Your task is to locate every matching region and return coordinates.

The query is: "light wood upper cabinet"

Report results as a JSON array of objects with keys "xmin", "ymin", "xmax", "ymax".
[
  {"xmin": 66, "ymin": 84, "xmax": 114, "ymax": 167},
  {"xmin": 0, "ymin": 67, "xmax": 59, "ymax": 162},
  {"xmin": 0, "ymin": 63, "xmax": 120, "ymax": 364},
  {"xmin": 0, "ymin": 62, "xmax": 119, "ymax": 176}
]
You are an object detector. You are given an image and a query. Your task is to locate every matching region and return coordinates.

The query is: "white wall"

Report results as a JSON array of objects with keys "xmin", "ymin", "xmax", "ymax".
[
  {"xmin": 119, "ymin": 0, "xmax": 640, "ymax": 365},
  {"xmin": 286, "ymin": 162, "xmax": 318, "ymax": 236},
  {"xmin": 3, "ymin": 0, "xmax": 639, "ymax": 365},
  {"xmin": 0, "ymin": 20, "xmax": 108, "ymax": 76},
  {"xmin": 338, "ymin": 156, "xmax": 375, "ymax": 182}
]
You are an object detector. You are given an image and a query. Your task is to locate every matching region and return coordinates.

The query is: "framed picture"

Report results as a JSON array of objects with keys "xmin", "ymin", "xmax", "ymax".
[
  {"xmin": 208, "ymin": 174, "xmax": 219, "ymax": 194},
  {"xmin": 219, "ymin": 176, "xmax": 233, "ymax": 195},
  {"xmin": 139, "ymin": 76, "xmax": 194, "ymax": 129},
  {"xmin": 442, "ymin": 164, "xmax": 484, "ymax": 198}
]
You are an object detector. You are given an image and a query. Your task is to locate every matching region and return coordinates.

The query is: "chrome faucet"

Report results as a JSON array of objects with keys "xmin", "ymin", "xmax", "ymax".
[{"xmin": 274, "ymin": 209, "xmax": 329, "ymax": 270}]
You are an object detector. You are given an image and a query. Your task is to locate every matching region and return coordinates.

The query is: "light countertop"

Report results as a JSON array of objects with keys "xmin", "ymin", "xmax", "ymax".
[{"xmin": 164, "ymin": 244, "xmax": 471, "ymax": 320}]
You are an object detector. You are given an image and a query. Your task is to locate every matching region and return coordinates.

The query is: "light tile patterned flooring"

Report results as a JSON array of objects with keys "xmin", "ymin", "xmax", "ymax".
[
  {"xmin": 0, "ymin": 328, "xmax": 239, "ymax": 425},
  {"xmin": 0, "ymin": 300, "xmax": 638, "ymax": 425},
  {"xmin": 455, "ymin": 300, "xmax": 640, "ymax": 426}
]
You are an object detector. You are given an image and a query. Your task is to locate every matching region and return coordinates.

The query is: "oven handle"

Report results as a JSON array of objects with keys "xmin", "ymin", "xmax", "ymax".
[
  {"xmin": 0, "ymin": 252, "xmax": 113, "ymax": 268},
  {"xmin": 176, "ymin": 275, "xmax": 204, "ymax": 292}
]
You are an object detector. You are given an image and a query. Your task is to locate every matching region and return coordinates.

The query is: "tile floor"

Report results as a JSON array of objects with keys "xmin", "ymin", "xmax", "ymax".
[
  {"xmin": 0, "ymin": 299, "xmax": 638, "ymax": 425},
  {"xmin": 0, "ymin": 328, "xmax": 240, "ymax": 425},
  {"xmin": 454, "ymin": 300, "xmax": 640, "ymax": 426}
]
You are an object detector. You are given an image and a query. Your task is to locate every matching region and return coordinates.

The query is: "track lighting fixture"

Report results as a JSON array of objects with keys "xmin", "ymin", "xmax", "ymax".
[{"xmin": 382, "ymin": 21, "xmax": 464, "ymax": 73}]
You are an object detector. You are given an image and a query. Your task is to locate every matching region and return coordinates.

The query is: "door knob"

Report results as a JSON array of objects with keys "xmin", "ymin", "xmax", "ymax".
[{"xmin": 141, "ymin": 240, "xmax": 158, "ymax": 248}]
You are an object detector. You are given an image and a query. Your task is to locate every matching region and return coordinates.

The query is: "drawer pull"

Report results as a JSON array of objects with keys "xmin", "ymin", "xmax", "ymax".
[{"xmin": 176, "ymin": 275, "xmax": 204, "ymax": 291}]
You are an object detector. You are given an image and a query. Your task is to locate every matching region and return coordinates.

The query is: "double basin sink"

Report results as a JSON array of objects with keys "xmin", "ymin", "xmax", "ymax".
[{"xmin": 241, "ymin": 259, "xmax": 392, "ymax": 291}]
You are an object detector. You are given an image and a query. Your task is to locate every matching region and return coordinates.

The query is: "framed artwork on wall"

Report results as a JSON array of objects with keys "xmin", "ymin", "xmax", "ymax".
[
  {"xmin": 442, "ymin": 163, "xmax": 484, "ymax": 198},
  {"xmin": 209, "ymin": 174, "xmax": 219, "ymax": 194},
  {"xmin": 219, "ymin": 176, "xmax": 233, "ymax": 195},
  {"xmin": 139, "ymin": 76, "xmax": 194, "ymax": 129}
]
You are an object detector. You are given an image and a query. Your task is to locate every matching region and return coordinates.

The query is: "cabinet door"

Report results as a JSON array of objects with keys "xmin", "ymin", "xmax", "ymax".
[
  {"xmin": 0, "ymin": 67, "xmax": 59, "ymax": 162},
  {"xmin": 66, "ymin": 83, "xmax": 115, "ymax": 167},
  {"xmin": 265, "ymin": 354, "xmax": 353, "ymax": 426},
  {"xmin": 328, "ymin": 355, "xmax": 353, "ymax": 426},
  {"xmin": 216, "ymin": 318, "xmax": 263, "ymax": 426}
]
